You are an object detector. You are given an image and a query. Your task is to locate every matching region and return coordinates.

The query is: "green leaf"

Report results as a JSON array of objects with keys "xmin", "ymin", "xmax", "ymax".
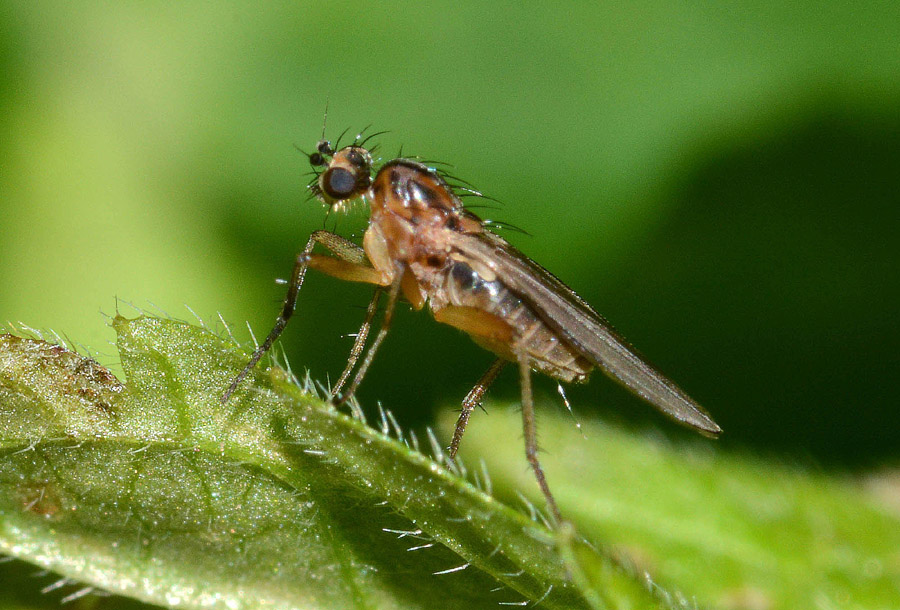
[
  {"xmin": 0, "ymin": 316, "xmax": 671, "ymax": 609},
  {"xmin": 12, "ymin": 314, "xmax": 893, "ymax": 609},
  {"xmin": 453, "ymin": 409, "xmax": 900, "ymax": 610}
]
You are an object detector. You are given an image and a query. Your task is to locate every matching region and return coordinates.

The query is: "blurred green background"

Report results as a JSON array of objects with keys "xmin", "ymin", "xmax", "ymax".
[{"xmin": 1, "ymin": 0, "xmax": 897, "ymax": 477}]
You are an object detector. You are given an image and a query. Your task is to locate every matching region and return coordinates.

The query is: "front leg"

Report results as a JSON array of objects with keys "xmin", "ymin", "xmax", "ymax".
[{"xmin": 221, "ymin": 230, "xmax": 388, "ymax": 403}]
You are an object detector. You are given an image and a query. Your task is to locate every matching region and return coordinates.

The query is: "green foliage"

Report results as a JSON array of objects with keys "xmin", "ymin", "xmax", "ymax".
[
  {"xmin": 459, "ymin": 411, "xmax": 900, "ymax": 609},
  {"xmin": 2, "ymin": 316, "xmax": 898, "ymax": 609},
  {"xmin": 1, "ymin": 316, "xmax": 678, "ymax": 609},
  {"xmin": 2, "ymin": 1, "xmax": 898, "ymax": 468},
  {"xmin": 1, "ymin": 4, "xmax": 897, "ymax": 607}
]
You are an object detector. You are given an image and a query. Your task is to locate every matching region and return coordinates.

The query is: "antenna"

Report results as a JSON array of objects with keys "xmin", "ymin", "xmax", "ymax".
[{"xmin": 320, "ymin": 100, "xmax": 329, "ymax": 140}]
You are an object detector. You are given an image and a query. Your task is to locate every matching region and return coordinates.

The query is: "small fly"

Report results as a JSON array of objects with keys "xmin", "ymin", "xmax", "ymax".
[{"xmin": 222, "ymin": 129, "xmax": 721, "ymax": 524}]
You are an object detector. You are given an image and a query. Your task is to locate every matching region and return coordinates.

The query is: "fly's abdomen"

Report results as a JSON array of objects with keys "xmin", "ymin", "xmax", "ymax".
[{"xmin": 442, "ymin": 260, "xmax": 591, "ymax": 382}]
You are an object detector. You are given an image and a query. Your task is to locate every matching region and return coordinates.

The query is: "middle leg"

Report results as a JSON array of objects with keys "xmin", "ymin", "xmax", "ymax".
[
  {"xmin": 331, "ymin": 286, "xmax": 384, "ymax": 399},
  {"xmin": 332, "ymin": 268, "xmax": 404, "ymax": 407}
]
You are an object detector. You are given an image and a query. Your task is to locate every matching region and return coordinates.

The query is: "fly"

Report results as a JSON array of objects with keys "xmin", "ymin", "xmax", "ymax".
[{"xmin": 222, "ymin": 130, "xmax": 722, "ymax": 524}]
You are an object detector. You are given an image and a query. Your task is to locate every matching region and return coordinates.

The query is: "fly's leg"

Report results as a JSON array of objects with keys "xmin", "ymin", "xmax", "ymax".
[
  {"xmin": 331, "ymin": 287, "xmax": 384, "ymax": 399},
  {"xmin": 427, "ymin": 304, "xmax": 561, "ymax": 519},
  {"xmin": 448, "ymin": 358, "xmax": 506, "ymax": 459},
  {"xmin": 518, "ymin": 354, "xmax": 562, "ymax": 525},
  {"xmin": 430, "ymin": 305, "xmax": 513, "ymax": 458},
  {"xmin": 221, "ymin": 230, "xmax": 386, "ymax": 403},
  {"xmin": 332, "ymin": 270, "xmax": 404, "ymax": 407}
]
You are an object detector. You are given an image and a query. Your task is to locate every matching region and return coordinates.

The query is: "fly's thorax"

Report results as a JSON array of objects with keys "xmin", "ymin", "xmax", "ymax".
[
  {"xmin": 365, "ymin": 158, "xmax": 485, "ymax": 276},
  {"xmin": 370, "ymin": 160, "xmax": 482, "ymax": 232}
]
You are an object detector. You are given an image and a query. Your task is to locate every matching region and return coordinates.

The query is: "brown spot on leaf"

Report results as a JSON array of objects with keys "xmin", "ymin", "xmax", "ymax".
[
  {"xmin": 70, "ymin": 357, "xmax": 123, "ymax": 415},
  {"xmin": 17, "ymin": 482, "xmax": 63, "ymax": 519},
  {"xmin": 0, "ymin": 334, "xmax": 124, "ymax": 416}
]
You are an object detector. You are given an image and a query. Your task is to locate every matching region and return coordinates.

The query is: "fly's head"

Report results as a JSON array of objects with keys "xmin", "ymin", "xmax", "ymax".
[{"xmin": 308, "ymin": 139, "xmax": 373, "ymax": 210}]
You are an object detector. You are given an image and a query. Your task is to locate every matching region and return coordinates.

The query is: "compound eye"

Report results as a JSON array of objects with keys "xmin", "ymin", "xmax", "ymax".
[
  {"xmin": 309, "ymin": 152, "xmax": 326, "ymax": 167},
  {"xmin": 322, "ymin": 167, "xmax": 358, "ymax": 200}
]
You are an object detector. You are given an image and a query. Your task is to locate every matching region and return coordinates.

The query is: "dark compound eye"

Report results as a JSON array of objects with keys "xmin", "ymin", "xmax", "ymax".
[
  {"xmin": 309, "ymin": 152, "xmax": 326, "ymax": 167},
  {"xmin": 323, "ymin": 167, "xmax": 358, "ymax": 199}
]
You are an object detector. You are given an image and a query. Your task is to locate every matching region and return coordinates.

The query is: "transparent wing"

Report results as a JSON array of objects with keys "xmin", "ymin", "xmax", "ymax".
[{"xmin": 447, "ymin": 230, "xmax": 721, "ymax": 436}]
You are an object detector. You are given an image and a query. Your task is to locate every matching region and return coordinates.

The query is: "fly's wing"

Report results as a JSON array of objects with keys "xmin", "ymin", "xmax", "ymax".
[{"xmin": 447, "ymin": 230, "xmax": 721, "ymax": 436}]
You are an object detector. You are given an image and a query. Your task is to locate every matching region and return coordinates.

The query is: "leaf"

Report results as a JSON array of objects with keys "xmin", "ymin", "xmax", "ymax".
[
  {"xmin": 453, "ymin": 409, "xmax": 900, "ymax": 610},
  {"xmin": 0, "ymin": 316, "xmax": 671, "ymax": 609}
]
